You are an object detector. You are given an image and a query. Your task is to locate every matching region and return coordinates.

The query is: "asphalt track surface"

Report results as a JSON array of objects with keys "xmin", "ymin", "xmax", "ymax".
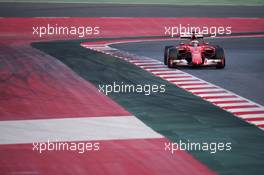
[
  {"xmin": 0, "ymin": 3, "xmax": 264, "ymax": 17},
  {"xmin": 112, "ymin": 37, "xmax": 264, "ymax": 106}
]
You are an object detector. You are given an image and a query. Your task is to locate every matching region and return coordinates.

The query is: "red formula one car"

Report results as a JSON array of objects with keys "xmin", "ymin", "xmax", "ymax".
[{"xmin": 164, "ymin": 33, "xmax": 225, "ymax": 69}]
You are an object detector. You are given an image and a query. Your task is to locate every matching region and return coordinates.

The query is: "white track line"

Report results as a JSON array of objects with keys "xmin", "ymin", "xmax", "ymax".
[
  {"xmin": 235, "ymin": 114, "xmax": 264, "ymax": 119},
  {"xmin": 134, "ymin": 62, "xmax": 161, "ymax": 66},
  {"xmin": 144, "ymin": 68, "xmax": 170, "ymax": 71},
  {"xmin": 151, "ymin": 70, "xmax": 182, "ymax": 74},
  {"xmin": 0, "ymin": 116, "xmax": 163, "ymax": 145},
  {"xmin": 159, "ymin": 74, "xmax": 190, "ymax": 78},
  {"xmin": 190, "ymin": 88, "xmax": 225, "ymax": 93},
  {"xmin": 217, "ymin": 103, "xmax": 256, "ymax": 107},
  {"xmin": 180, "ymin": 85, "xmax": 215, "ymax": 89},
  {"xmin": 197, "ymin": 93, "xmax": 231, "ymax": 98},
  {"xmin": 166, "ymin": 77, "xmax": 197, "ymax": 81},
  {"xmin": 129, "ymin": 60, "xmax": 157, "ymax": 63},
  {"xmin": 250, "ymin": 121, "xmax": 264, "ymax": 125},
  {"xmin": 226, "ymin": 108, "xmax": 264, "ymax": 113},
  {"xmin": 206, "ymin": 98, "xmax": 241, "ymax": 102},
  {"xmin": 140, "ymin": 65, "xmax": 167, "ymax": 69},
  {"xmin": 173, "ymin": 81, "xmax": 205, "ymax": 85}
]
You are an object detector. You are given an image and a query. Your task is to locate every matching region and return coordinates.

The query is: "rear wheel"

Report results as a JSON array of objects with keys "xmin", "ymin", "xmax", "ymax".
[
  {"xmin": 168, "ymin": 48, "xmax": 178, "ymax": 68},
  {"xmin": 164, "ymin": 46, "xmax": 173, "ymax": 65},
  {"xmin": 215, "ymin": 46, "xmax": 226, "ymax": 69}
]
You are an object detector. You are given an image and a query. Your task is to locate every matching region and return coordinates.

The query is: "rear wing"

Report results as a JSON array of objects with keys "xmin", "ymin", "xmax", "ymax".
[{"xmin": 180, "ymin": 33, "xmax": 204, "ymax": 39}]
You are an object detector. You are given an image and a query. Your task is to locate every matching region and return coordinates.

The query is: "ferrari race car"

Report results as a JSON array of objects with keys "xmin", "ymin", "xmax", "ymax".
[{"xmin": 164, "ymin": 33, "xmax": 225, "ymax": 69}]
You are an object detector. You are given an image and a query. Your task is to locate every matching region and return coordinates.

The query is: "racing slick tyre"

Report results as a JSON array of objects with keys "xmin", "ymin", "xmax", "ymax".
[
  {"xmin": 215, "ymin": 46, "xmax": 226, "ymax": 69},
  {"xmin": 164, "ymin": 46, "xmax": 173, "ymax": 65},
  {"xmin": 168, "ymin": 48, "xmax": 178, "ymax": 68}
]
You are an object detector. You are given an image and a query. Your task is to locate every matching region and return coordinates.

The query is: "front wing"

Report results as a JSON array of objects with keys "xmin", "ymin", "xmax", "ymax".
[{"xmin": 172, "ymin": 59, "xmax": 222, "ymax": 66}]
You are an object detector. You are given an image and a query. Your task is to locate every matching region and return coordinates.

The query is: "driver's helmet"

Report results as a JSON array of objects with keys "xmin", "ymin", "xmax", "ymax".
[{"xmin": 190, "ymin": 40, "xmax": 199, "ymax": 47}]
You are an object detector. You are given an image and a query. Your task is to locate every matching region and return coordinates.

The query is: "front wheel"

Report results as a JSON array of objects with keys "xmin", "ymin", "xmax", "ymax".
[
  {"xmin": 164, "ymin": 46, "xmax": 173, "ymax": 65},
  {"xmin": 214, "ymin": 46, "xmax": 226, "ymax": 69},
  {"xmin": 216, "ymin": 57, "xmax": 225, "ymax": 69},
  {"xmin": 167, "ymin": 48, "xmax": 178, "ymax": 68}
]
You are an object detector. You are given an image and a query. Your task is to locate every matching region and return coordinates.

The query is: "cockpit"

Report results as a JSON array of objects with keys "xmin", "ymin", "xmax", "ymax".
[{"xmin": 189, "ymin": 40, "xmax": 199, "ymax": 47}]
